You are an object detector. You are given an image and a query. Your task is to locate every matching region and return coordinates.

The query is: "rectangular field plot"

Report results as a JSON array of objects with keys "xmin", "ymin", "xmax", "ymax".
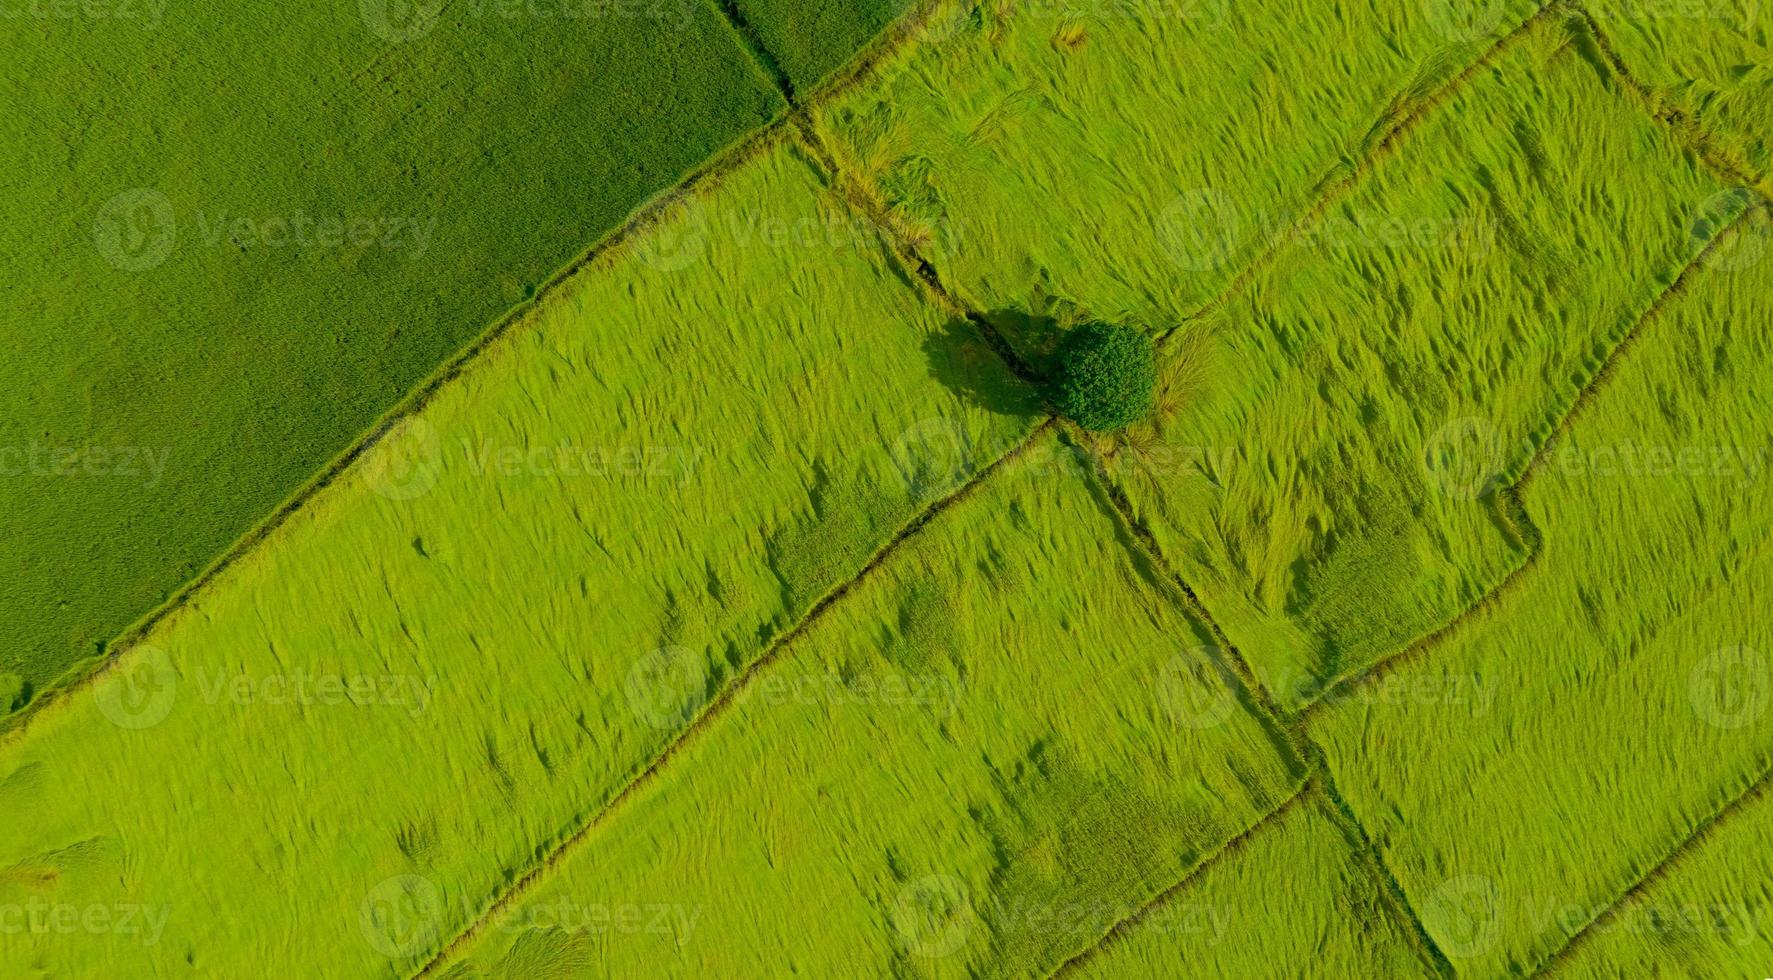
[
  {"xmin": 1309, "ymin": 229, "xmax": 1773, "ymax": 977},
  {"xmin": 0, "ymin": 2, "xmax": 782, "ymax": 702},
  {"xmin": 438, "ymin": 430, "xmax": 1302, "ymax": 979},
  {"xmin": 1079, "ymin": 17, "xmax": 1734, "ymax": 708},
  {"xmin": 815, "ymin": 9, "xmax": 1736, "ymax": 709},
  {"xmin": 811, "ymin": 0, "xmax": 1544, "ymax": 326},
  {"xmin": 0, "ymin": 138, "xmax": 1038, "ymax": 978},
  {"xmin": 1073, "ymin": 787, "xmax": 1437, "ymax": 980}
]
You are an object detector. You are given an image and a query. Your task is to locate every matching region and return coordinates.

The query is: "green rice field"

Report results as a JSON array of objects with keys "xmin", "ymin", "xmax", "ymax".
[
  {"xmin": 4, "ymin": 0, "xmax": 1771, "ymax": 976},
  {"xmin": 0, "ymin": 1, "xmax": 799, "ymax": 707},
  {"xmin": 437, "ymin": 429, "xmax": 1302, "ymax": 978},
  {"xmin": 1311, "ymin": 214, "xmax": 1773, "ymax": 975},
  {"xmin": 0, "ymin": 135, "xmax": 1035, "ymax": 977},
  {"xmin": 1072, "ymin": 784, "xmax": 1438, "ymax": 979}
]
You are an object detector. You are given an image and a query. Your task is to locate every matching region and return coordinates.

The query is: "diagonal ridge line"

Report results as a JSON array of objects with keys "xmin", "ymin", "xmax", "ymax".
[
  {"xmin": 1056, "ymin": 431, "xmax": 1454, "ymax": 978},
  {"xmin": 1565, "ymin": 0, "xmax": 1773, "ymax": 201},
  {"xmin": 1313, "ymin": 752, "xmax": 1459, "ymax": 979},
  {"xmin": 1048, "ymin": 780, "xmax": 1315, "ymax": 978},
  {"xmin": 1300, "ymin": 205, "xmax": 1755, "ymax": 719},
  {"xmin": 1163, "ymin": 1, "xmax": 1560, "ymax": 342},
  {"xmin": 0, "ymin": 119, "xmax": 790, "ymax": 747},
  {"xmin": 1064, "ymin": 425, "xmax": 1290, "ymax": 728},
  {"xmin": 412, "ymin": 419, "xmax": 1055, "ymax": 977},
  {"xmin": 1530, "ymin": 753, "xmax": 1773, "ymax": 976},
  {"xmin": 2, "ymin": 2, "xmax": 963, "ymax": 743}
]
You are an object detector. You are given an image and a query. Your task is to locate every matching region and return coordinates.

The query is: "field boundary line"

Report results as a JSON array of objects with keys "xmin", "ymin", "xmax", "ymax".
[
  {"xmin": 1531, "ymin": 750, "xmax": 1773, "ymax": 975},
  {"xmin": 1566, "ymin": 0, "xmax": 1772, "ymax": 202},
  {"xmin": 412, "ymin": 419, "xmax": 1054, "ymax": 977},
  {"xmin": 1063, "ymin": 432, "xmax": 1454, "ymax": 979},
  {"xmin": 1163, "ymin": 1, "xmax": 1558, "ymax": 339},
  {"xmin": 0, "ymin": 119, "xmax": 794, "ymax": 746},
  {"xmin": 1063, "ymin": 426, "xmax": 1291, "ymax": 733},
  {"xmin": 708, "ymin": 0, "xmax": 800, "ymax": 103},
  {"xmin": 1313, "ymin": 752, "xmax": 1459, "ymax": 979},
  {"xmin": 1297, "ymin": 205, "xmax": 1754, "ymax": 720},
  {"xmin": 2, "ymin": 0, "xmax": 961, "ymax": 742},
  {"xmin": 1047, "ymin": 779, "xmax": 1314, "ymax": 978},
  {"xmin": 797, "ymin": 118, "xmax": 1045, "ymax": 387}
]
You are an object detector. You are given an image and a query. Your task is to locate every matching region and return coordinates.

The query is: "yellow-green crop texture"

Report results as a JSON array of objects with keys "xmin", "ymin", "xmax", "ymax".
[
  {"xmin": 1585, "ymin": 0, "xmax": 1773, "ymax": 182},
  {"xmin": 812, "ymin": 0, "xmax": 1545, "ymax": 323},
  {"xmin": 1072, "ymin": 786, "xmax": 1437, "ymax": 980},
  {"xmin": 821, "ymin": 6, "xmax": 1738, "ymax": 708},
  {"xmin": 7, "ymin": 0, "xmax": 1773, "ymax": 976},
  {"xmin": 1555, "ymin": 781, "xmax": 1773, "ymax": 977},
  {"xmin": 0, "ymin": 1, "xmax": 786, "ymax": 703},
  {"xmin": 438, "ymin": 429, "xmax": 1301, "ymax": 979},
  {"xmin": 0, "ymin": 136, "xmax": 1038, "ymax": 978},
  {"xmin": 1311, "ymin": 213, "xmax": 1773, "ymax": 975},
  {"xmin": 1118, "ymin": 15, "xmax": 1738, "ymax": 708}
]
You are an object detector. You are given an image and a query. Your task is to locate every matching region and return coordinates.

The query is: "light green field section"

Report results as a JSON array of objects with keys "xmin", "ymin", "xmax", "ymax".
[
  {"xmin": 1555, "ymin": 784, "xmax": 1773, "ymax": 978},
  {"xmin": 813, "ymin": 7, "xmax": 1736, "ymax": 708},
  {"xmin": 0, "ymin": 0, "xmax": 786, "ymax": 702},
  {"xmin": 1310, "ymin": 222, "xmax": 1773, "ymax": 976},
  {"xmin": 0, "ymin": 138, "xmax": 1039, "ymax": 978},
  {"xmin": 1585, "ymin": 0, "xmax": 1773, "ymax": 182},
  {"xmin": 439, "ymin": 430, "xmax": 1302, "ymax": 979},
  {"xmin": 811, "ymin": 0, "xmax": 1543, "ymax": 327},
  {"xmin": 1106, "ymin": 17, "xmax": 1732, "ymax": 707},
  {"xmin": 1073, "ymin": 788, "xmax": 1435, "ymax": 980}
]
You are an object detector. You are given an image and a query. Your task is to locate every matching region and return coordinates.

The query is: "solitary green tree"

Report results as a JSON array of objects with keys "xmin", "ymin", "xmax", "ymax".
[{"xmin": 1049, "ymin": 322, "xmax": 1157, "ymax": 432}]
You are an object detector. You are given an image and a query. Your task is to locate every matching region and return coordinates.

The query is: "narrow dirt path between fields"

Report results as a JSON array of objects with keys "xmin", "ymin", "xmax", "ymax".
[
  {"xmin": 1062, "ymin": 432, "xmax": 1457, "ymax": 980},
  {"xmin": 1047, "ymin": 779, "xmax": 1317, "ymax": 978},
  {"xmin": 414, "ymin": 417, "xmax": 1056, "ymax": 976},
  {"xmin": 1159, "ymin": 1, "xmax": 1561, "ymax": 345},
  {"xmin": 1297, "ymin": 206, "xmax": 1754, "ymax": 721},
  {"xmin": 1531, "ymin": 681, "xmax": 1773, "ymax": 974}
]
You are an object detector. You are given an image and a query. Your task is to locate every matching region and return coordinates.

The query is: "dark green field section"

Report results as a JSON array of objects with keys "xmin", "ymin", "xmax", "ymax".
[
  {"xmin": 0, "ymin": 4, "xmax": 785, "ymax": 703},
  {"xmin": 729, "ymin": 0, "xmax": 909, "ymax": 90}
]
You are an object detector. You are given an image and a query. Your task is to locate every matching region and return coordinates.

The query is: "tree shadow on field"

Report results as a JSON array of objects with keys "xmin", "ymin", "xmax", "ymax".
[
  {"xmin": 921, "ymin": 312, "xmax": 1057, "ymax": 420},
  {"xmin": 921, "ymin": 308, "xmax": 1085, "ymax": 418},
  {"xmin": 979, "ymin": 308, "xmax": 1066, "ymax": 374}
]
